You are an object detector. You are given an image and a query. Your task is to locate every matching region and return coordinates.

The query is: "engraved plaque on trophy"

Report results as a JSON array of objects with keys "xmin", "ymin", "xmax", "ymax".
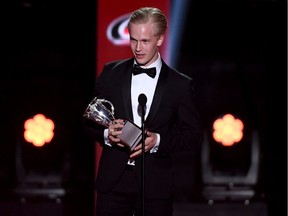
[{"xmin": 83, "ymin": 97, "xmax": 142, "ymax": 150}]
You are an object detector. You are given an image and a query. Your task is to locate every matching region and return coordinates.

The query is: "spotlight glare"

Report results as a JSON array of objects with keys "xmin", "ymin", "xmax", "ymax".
[
  {"xmin": 212, "ymin": 114, "xmax": 244, "ymax": 146},
  {"xmin": 24, "ymin": 114, "xmax": 55, "ymax": 147}
]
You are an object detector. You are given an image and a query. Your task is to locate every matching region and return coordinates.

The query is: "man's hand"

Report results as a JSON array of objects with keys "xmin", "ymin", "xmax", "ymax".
[
  {"xmin": 108, "ymin": 119, "xmax": 125, "ymax": 147},
  {"xmin": 129, "ymin": 131, "xmax": 157, "ymax": 159}
]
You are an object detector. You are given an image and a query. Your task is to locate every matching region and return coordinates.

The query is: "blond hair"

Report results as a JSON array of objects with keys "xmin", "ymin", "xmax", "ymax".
[{"xmin": 128, "ymin": 7, "xmax": 168, "ymax": 36}]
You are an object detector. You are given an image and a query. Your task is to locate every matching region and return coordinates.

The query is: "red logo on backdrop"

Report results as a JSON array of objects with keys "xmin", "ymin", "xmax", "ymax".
[{"xmin": 107, "ymin": 13, "xmax": 131, "ymax": 45}]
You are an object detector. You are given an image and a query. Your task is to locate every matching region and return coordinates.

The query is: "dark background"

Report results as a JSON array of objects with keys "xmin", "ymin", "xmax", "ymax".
[{"xmin": 1, "ymin": 0, "xmax": 287, "ymax": 216}]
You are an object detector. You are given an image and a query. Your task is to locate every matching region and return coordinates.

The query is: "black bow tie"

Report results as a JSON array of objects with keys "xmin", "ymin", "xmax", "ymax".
[{"xmin": 132, "ymin": 65, "xmax": 156, "ymax": 78}]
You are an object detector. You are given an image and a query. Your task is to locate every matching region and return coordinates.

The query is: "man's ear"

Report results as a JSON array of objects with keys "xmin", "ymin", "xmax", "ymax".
[{"xmin": 157, "ymin": 35, "xmax": 164, "ymax": 47}]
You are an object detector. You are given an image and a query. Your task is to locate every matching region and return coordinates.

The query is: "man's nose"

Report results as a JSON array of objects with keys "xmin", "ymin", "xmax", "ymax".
[{"xmin": 135, "ymin": 42, "xmax": 142, "ymax": 51}]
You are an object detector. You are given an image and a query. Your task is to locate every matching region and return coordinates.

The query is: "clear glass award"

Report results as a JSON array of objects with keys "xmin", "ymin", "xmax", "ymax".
[{"xmin": 83, "ymin": 97, "xmax": 142, "ymax": 151}]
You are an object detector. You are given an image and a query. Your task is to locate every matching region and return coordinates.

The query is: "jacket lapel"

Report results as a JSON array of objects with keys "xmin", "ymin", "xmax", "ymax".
[
  {"xmin": 121, "ymin": 59, "xmax": 134, "ymax": 121},
  {"xmin": 145, "ymin": 61, "xmax": 169, "ymax": 127}
]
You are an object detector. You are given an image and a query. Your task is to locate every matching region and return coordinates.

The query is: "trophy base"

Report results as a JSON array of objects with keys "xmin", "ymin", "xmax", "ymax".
[{"xmin": 118, "ymin": 120, "xmax": 142, "ymax": 151}]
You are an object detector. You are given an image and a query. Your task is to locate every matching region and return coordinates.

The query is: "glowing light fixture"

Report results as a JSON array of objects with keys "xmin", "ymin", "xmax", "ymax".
[
  {"xmin": 24, "ymin": 114, "xmax": 55, "ymax": 147},
  {"xmin": 212, "ymin": 114, "xmax": 244, "ymax": 146},
  {"xmin": 202, "ymin": 113, "xmax": 259, "ymax": 201}
]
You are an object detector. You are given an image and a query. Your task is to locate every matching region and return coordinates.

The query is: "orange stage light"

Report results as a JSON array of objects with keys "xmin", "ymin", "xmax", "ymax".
[
  {"xmin": 24, "ymin": 114, "xmax": 55, "ymax": 147},
  {"xmin": 212, "ymin": 114, "xmax": 244, "ymax": 146}
]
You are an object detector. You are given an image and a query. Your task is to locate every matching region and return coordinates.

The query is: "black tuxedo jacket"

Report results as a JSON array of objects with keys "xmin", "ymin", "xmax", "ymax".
[{"xmin": 85, "ymin": 57, "xmax": 203, "ymax": 199}]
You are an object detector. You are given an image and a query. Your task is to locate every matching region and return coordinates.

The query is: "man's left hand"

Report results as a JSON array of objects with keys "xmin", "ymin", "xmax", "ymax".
[{"xmin": 129, "ymin": 131, "xmax": 157, "ymax": 159}]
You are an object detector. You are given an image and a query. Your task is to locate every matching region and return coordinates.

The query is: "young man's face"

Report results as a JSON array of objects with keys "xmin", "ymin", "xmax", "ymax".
[{"xmin": 129, "ymin": 22, "xmax": 164, "ymax": 67}]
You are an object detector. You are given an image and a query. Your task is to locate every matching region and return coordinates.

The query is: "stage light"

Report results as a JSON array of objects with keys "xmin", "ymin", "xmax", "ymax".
[
  {"xmin": 24, "ymin": 114, "xmax": 55, "ymax": 147},
  {"xmin": 14, "ymin": 113, "xmax": 68, "ymax": 200},
  {"xmin": 201, "ymin": 113, "xmax": 260, "ymax": 202}
]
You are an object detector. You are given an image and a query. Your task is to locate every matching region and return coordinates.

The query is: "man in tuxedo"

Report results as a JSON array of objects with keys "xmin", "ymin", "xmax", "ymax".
[{"xmin": 85, "ymin": 7, "xmax": 203, "ymax": 216}]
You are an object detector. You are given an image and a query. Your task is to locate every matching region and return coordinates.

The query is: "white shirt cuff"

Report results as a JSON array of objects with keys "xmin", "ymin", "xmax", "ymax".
[
  {"xmin": 150, "ymin": 133, "xmax": 160, "ymax": 153},
  {"xmin": 103, "ymin": 129, "xmax": 112, "ymax": 147}
]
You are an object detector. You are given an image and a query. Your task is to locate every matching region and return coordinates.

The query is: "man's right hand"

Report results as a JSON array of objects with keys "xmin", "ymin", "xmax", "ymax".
[{"xmin": 108, "ymin": 119, "xmax": 125, "ymax": 147}]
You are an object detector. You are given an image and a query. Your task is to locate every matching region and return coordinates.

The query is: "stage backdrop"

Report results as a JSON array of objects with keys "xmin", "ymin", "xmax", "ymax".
[{"xmin": 95, "ymin": 0, "xmax": 171, "ymax": 181}]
